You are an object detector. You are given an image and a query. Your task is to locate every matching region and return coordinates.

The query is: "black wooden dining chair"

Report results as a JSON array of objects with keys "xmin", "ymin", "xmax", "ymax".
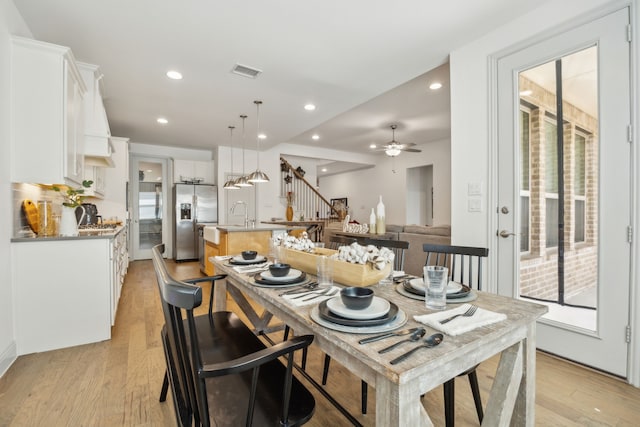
[
  {"xmin": 423, "ymin": 243, "xmax": 489, "ymax": 427},
  {"xmin": 321, "ymin": 238, "xmax": 410, "ymax": 414},
  {"xmin": 327, "ymin": 234, "xmax": 357, "ymax": 250},
  {"xmin": 152, "ymin": 244, "xmax": 316, "ymax": 427}
]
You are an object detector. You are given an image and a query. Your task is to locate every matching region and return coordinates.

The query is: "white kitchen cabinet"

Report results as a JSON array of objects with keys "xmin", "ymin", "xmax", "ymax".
[
  {"xmin": 12, "ymin": 229, "xmax": 127, "ymax": 355},
  {"xmin": 11, "ymin": 36, "xmax": 86, "ymax": 186},
  {"xmin": 174, "ymin": 159, "xmax": 215, "ymax": 184}
]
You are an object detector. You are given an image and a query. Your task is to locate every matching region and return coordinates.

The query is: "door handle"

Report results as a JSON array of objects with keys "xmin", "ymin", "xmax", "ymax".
[{"xmin": 498, "ymin": 230, "xmax": 516, "ymax": 238}]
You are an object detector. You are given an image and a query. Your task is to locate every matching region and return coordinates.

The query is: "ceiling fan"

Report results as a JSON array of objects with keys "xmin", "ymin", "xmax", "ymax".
[{"xmin": 379, "ymin": 124, "xmax": 421, "ymax": 157}]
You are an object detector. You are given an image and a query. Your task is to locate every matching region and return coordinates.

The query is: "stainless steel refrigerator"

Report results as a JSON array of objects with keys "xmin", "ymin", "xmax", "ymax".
[{"xmin": 173, "ymin": 183, "xmax": 218, "ymax": 261}]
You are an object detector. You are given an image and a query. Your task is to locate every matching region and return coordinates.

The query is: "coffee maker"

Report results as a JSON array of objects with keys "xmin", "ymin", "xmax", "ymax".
[{"xmin": 75, "ymin": 203, "xmax": 101, "ymax": 225}]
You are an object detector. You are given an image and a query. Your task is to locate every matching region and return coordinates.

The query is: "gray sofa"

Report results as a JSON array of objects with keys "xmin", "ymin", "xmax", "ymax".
[{"xmin": 323, "ymin": 223, "xmax": 451, "ymax": 277}]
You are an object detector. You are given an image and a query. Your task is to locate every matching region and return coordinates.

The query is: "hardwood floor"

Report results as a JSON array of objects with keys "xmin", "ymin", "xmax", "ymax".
[{"xmin": 1, "ymin": 259, "xmax": 639, "ymax": 426}]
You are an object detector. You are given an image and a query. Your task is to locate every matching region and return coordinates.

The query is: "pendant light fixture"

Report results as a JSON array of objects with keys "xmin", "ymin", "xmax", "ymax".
[
  {"xmin": 223, "ymin": 125, "xmax": 239, "ymax": 190},
  {"xmin": 248, "ymin": 100, "xmax": 270, "ymax": 183},
  {"xmin": 234, "ymin": 114, "xmax": 253, "ymax": 187}
]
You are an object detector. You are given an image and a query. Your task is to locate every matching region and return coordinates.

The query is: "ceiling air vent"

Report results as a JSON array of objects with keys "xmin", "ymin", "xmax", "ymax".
[{"xmin": 231, "ymin": 63, "xmax": 262, "ymax": 79}]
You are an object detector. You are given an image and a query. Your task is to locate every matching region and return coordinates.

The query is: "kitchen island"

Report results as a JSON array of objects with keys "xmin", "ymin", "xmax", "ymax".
[
  {"xmin": 11, "ymin": 226, "xmax": 128, "ymax": 354},
  {"xmin": 203, "ymin": 224, "xmax": 302, "ymax": 275}
]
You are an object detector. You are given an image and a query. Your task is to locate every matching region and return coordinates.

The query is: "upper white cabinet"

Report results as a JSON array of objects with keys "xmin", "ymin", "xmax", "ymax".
[
  {"xmin": 174, "ymin": 159, "xmax": 215, "ymax": 184},
  {"xmin": 11, "ymin": 36, "xmax": 86, "ymax": 186},
  {"xmin": 77, "ymin": 62, "xmax": 114, "ymax": 168}
]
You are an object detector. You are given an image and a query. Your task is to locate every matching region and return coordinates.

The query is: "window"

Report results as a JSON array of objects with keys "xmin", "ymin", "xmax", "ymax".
[
  {"xmin": 545, "ymin": 118, "xmax": 558, "ymax": 247},
  {"xmin": 520, "ymin": 108, "xmax": 531, "ymax": 252},
  {"xmin": 574, "ymin": 132, "xmax": 586, "ymax": 242}
]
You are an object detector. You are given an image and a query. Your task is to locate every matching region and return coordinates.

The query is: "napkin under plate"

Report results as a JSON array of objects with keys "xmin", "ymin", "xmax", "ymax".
[{"xmin": 413, "ymin": 303, "xmax": 507, "ymax": 336}]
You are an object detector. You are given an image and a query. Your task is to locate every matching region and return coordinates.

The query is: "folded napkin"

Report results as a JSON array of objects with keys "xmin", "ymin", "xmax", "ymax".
[
  {"xmin": 413, "ymin": 304, "xmax": 507, "ymax": 336},
  {"xmin": 282, "ymin": 286, "xmax": 340, "ymax": 307},
  {"xmin": 392, "ymin": 270, "xmax": 405, "ymax": 278},
  {"xmin": 233, "ymin": 262, "xmax": 270, "ymax": 274},
  {"xmin": 213, "ymin": 255, "xmax": 232, "ymax": 261}
]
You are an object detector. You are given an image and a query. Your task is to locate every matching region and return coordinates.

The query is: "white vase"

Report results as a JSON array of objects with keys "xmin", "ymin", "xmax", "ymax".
[{"xmin": 59, "ymin": 206, "xmax": 83, "ymax": 236}]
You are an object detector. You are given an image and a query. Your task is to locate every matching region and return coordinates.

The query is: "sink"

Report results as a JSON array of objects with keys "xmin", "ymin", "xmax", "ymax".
[{"xmin": 203, "ymin": 226, "xmax": 220, "ymax": 244}]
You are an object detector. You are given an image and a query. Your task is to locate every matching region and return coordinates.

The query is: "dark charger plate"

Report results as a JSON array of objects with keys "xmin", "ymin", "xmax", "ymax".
[
  {"xmin": 229, "ymin": 256, "xmax": 267, "ymax": 266},
  {"xmin": 402, "ymin": 280, "xmax": 472, "ymax": 300},
  {"xmin": 253, "ymin": 271, "xmax": 307, "ymax": 286},
  {"xmin": 318, "ymin": 300, "xmax": 399, "ymax": 327}
]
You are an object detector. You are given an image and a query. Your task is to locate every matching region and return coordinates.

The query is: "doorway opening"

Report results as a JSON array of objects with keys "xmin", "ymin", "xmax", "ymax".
[{"xmin": 406, "ymin": 165, "xmax": 433, "ymax": 225}]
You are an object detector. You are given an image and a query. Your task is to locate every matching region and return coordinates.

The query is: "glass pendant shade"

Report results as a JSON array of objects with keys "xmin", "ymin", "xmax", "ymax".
[
  {"xmin": 248, "ymin": 100, "xmax": 270, "ymax": 183},
  {"xmin": 236, "ymin": 114, "xmax": 253, "ymax": 187},
  {"xmin": 385, "ymin": 146, "xmax": 402, "ymax": 157},
  {"xmin": 223, "ymin": 125, "xmax": 239, "ymax": 189}
]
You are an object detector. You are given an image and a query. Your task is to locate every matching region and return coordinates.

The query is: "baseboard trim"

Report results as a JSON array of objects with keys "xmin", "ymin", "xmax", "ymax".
[{"xmin": 0, "ymin": 340, "xmax": 17, "ymax": 377}]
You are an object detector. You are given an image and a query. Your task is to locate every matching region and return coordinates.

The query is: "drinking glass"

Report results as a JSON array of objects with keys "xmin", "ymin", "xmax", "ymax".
[
  {"xmin": 424, "ymin": 266, "xmax": 448, "ymax": 310},
  {"xmin": 317, "ymin": 255, "xmax": 333, "ymax": 286}
]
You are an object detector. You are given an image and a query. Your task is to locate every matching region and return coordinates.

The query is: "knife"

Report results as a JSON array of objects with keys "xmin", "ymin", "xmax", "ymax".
[{"xmin": 358, "ymin": 327, "xmax": 419, "ymax": 345}]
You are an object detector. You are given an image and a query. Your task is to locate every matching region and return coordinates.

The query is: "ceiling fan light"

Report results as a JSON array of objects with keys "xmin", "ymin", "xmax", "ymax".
[
  {"xmin": 385, "ymin": 147, "xmax": 402, "ymax": 157},
  {"xmin": 248, "ymin": 169, "xmax": 270, "ymax": 183}
]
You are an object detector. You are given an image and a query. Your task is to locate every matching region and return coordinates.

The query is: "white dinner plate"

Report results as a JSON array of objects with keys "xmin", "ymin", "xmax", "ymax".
[
  {"xmin": 259, "ymin": 268, "xmax": 303, "ymax": 283},
  {"xmin": 310, "ymin": 307, "xmax": 408, "ymax": 334},
  {"xmin": 408, "ymin": 278, "xmax": 463, "ymax": 294},
  {"xmin": 326, "ymin": 296, "xmax": 391, "ymax": 320},
  {"xmin": 231, "ymin": 255, "xmax": 267, "ymax": 264}
]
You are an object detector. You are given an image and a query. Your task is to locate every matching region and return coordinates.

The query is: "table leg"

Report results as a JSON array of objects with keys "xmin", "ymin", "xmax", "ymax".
[
  {"xmin": 375, "ymin": 374, "xmax": 433, "ymax": 427},
  {"xmin": 483, "ymin": 341, "xmax": 524, "ymax": 426},
  {"xmin": 213, "ymin": 276, "xmax": 227, "ymax": 312},
  {"xmin": 510, "ymin": 324, "xmax": 536, "ymax": 426}
]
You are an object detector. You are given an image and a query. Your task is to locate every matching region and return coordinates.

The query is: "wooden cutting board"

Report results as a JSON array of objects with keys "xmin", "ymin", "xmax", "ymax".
[{"xmin": 22, "ymin": 199, "xmax": 39, "ymax": 234}]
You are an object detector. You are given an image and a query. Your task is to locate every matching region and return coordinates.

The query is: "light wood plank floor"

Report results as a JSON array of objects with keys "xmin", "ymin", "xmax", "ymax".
[{"xmin": 1, "ymin": 259, "xmax": 639, "ymax": 426}]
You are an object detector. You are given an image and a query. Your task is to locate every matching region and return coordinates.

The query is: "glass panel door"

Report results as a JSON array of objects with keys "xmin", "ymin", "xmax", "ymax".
[
  {"xmin": 131, "ymin": 157, "xmax": 167, "ymax": 260},
  {"xmin": 497, "ymin": 8, "xmax": 631, "ymax": 376}
]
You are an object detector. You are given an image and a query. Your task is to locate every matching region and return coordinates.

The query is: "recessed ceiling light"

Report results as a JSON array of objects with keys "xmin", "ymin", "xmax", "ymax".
[
  {"xmin": 519, "ymin": 89, "xmax": 533, "ymax": 96},
  {"xmin": 370, "ymin": 144, "xmax": 377, "ymax": 149},
  {"xmin": 157, "ymin": 118, "xmax": 168, "ymax": 124},
  {"xmin": 304, "ymin": 104, "xmax": 316, "ymax": 111},
  {"xmin": 321, "ymin": 167, "xmax": 327, "ymax": 172},
  {"xmin": 258, "ymin": 133, "xmax": 266, "ymax": 139},
  {"xmin": 146, "ymin": 169, "xmax": 153, "ymax": 173},
  {"xmin": 312, "ymin": 134, "xmax": 320, "ymax": 140},
  {"xmin": 156, "ymin": 177, "xmax": 162, "ymax": 181},
  {"xmin": 429, "ymin": 82, "xmax": 442, "ymax": 90},
  {"xmin": 166, "ymin": 70, "xmax": 183, "ymax": 80}
]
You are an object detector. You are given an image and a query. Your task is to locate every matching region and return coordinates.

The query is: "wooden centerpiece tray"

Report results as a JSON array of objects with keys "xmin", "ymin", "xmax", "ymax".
[{"xmin": 281, "ymin": 247, "xmax": 391, "ymax": 287}]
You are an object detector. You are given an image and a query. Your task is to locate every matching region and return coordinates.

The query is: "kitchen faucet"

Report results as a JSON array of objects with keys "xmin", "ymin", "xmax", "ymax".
[{"xmin": 231, "ymin": 201, "xmax": 251, "ymax": 228}]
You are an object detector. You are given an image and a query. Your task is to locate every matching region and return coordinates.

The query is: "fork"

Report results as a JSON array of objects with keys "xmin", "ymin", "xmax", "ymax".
[
  {"xmin": 278, "ymin": 282, "xmax": 319, "ymax": 296},
  {"xmin": 301, "ymin": 288, "xmax": 338, "ymax": 302},
  {"xmin": 439, "ymin": 305, "xmax": 478, "ymax": 324}
]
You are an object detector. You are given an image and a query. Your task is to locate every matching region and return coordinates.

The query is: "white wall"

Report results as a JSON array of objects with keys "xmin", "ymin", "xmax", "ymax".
[
  {"xmin": 449, "ymin": 0, "xmax": 639, "ymax": 385},
  {"xmin": 0, "ymin": 0, "xmax": 32, "ymax": 376},
  {"xmin": 320, "ymin": 138, "xmax": 450, "ymax": 225},
  {"xmin": 215, "ymin": 142, "xmax": 386, "ymax": 225}
]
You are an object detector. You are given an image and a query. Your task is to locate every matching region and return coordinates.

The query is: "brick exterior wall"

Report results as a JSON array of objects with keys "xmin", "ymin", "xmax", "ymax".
[{"xmin": 518, "ymin": 75, "xmax": 598, "ymax": 302}]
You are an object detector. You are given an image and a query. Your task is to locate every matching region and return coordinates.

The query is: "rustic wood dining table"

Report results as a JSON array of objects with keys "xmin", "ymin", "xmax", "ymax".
[{"xmin": 212, "ymin": 258, "xmax": 547, "ymax": 426}]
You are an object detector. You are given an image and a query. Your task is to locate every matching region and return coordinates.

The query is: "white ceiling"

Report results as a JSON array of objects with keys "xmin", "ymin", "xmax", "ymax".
[{"xmin": 13, "ymin": 0, "xmax": 548, "ymax": 155}]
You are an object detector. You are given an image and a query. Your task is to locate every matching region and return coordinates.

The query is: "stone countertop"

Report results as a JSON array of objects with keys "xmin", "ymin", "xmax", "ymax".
[
  {"xmin": 214, "ymin": 224, "xmax": 298, "ymax": 233},
  {"xmin": 11, "ymin": 226, "xmax": 126, "ymax": 242}
]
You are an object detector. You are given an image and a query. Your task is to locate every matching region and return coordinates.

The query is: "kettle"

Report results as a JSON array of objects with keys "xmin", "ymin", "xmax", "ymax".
[{"xmin": 76, "ymin": 203, "xmax": 99, "ymax": 225}]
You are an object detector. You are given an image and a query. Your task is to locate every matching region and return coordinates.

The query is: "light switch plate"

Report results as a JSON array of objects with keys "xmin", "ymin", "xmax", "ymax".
[
  {"xmin": 468, "ymin": 182, "xmax": 482, "ymax": 196},
  {"xmin": 468, "ymin": 197, "xmax": 482, "ymax": 212}
]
